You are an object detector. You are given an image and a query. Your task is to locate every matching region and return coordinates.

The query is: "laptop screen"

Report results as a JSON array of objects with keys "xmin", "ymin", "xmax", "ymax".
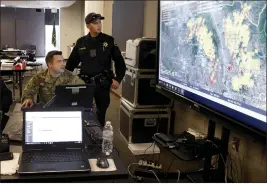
[{"xmin": 24, "ymin": 111, "xmax": 82, "ymax": 145}]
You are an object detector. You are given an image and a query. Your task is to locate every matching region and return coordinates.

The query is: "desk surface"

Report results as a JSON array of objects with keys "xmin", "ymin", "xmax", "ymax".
[
  {"xmin": 0, "ymin": 68, "xmax": 32, "ymax": 72},
  {"xmin": 1, "ymin": 49, "xmax": 25, "ymax": 52},
  {"xmin": 1, "ymin": 106, "xmax": 129, "ymax": 182},
  {"xmin": 1, "ymin": 145, "xmax": 128, "ymax": 182},
  {"xmin": 0, "ymin": 67, "xmax": 32, "ymax": 72}
]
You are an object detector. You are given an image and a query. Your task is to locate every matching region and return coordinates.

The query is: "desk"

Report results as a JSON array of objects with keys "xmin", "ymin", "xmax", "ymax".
[
  {"xmin": 1, "ymin": 49, "xmax": 26, "ymax": 55},
  {"xmin": 0, "ymin": 50, "xmax": 27, "ymax": 60},
  {"xmin": 1, "ymin": 106, "xmax": 129, "ymax": 182},
  {"xmin": 2, "ymin": 49, "xmax": 26, "ymax": 52},
  {"xmin": 1, "ymin": 144, "xmax": 129, "ymax": 182}
]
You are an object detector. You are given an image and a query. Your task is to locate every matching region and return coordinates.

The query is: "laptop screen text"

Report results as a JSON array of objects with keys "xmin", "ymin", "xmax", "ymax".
[{"xmin": 25, "ymin": 111, "xmax": 83, "ymax": 145}]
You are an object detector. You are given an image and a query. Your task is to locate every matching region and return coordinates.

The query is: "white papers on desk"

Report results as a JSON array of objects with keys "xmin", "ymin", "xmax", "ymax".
[
  {"xmin": 0, "ymin": 59, "xmax": 11, "ymax": 63},
  {"xmin": 89, "ymin": 159, "xmax": 117, "ymax": 172},
  {"xmin": 0, "ymin": 62, "xmax": 13, "ymax": 70},
  {"xmin": 0, "ymin": 153, "xmax": 20, "ymax": 175},
  {"xmin": 26, "ymin": 66, "xmax": 33, "ymax": 70},
  {"xmin": 3, "ymin": 49, "xmax": 21, "ymax": 51}
]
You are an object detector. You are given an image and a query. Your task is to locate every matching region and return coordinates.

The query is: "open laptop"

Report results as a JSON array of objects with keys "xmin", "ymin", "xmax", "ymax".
[{"xmin": 18, "ymin": 108, "xmax": 91, "ymax": 174}]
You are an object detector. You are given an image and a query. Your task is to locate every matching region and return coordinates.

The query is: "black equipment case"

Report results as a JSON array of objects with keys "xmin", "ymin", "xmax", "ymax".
[
  {"xmin": 119, "ymin": 99, "xmax": 171, "ymax": 143},
  {"xmin": 121, "ymin": 65, "xmax": 172, "ymax": 108}
]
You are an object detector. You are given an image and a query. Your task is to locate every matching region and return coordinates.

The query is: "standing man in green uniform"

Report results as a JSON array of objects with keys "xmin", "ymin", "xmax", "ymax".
[
  {"xmin": 66, "ymin": 13, "xmax": 126, "ymax": 126},
  {"xmin": 21, "ymin": 50, "xmax": 85, "ymax": 108}
]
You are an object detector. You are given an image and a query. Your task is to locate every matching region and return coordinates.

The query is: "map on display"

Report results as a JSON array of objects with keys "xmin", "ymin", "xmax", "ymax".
[{"xmin": 159, "ymin": 1, "xmax": 266, "ymax": 119}]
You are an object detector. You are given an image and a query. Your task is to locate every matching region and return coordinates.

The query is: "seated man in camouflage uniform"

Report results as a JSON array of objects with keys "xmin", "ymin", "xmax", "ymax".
[{"xmin": 21, "ymin": 50, "xmax": 85, "ymax": 108}]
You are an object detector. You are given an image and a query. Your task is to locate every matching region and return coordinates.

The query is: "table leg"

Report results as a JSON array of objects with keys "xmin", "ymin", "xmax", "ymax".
[
  {"xmin": 19, "ymin": 72, "xmax": 23, "ymax": 100},
  {"xmin": 16, "ymin": 72, "xmax": 18, "ymax": 83},
  {"xmin": 12, "ymin": 71, "xmax": 16, "ymax": 101}
]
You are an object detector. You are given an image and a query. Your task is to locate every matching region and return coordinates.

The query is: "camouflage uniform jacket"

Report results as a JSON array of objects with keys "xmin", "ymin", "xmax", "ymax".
[{"xmin": 21, "ymin": 69, "xmax": 85, "ymax": 104}]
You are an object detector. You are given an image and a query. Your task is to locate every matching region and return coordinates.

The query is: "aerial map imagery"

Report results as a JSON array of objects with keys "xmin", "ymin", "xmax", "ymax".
[{"xmin": 159, "ymin": 1, "xmax": 266, "ymax": 116}]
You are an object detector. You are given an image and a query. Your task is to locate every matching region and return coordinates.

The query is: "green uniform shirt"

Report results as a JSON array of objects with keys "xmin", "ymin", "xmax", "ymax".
[{"xmin": 21, "ymin": 69, "xmax": 85, "ymax": 104}]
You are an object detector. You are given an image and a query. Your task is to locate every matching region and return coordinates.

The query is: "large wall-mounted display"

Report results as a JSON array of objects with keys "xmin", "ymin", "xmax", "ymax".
[{"xmin": 156, "ymin": 1, "xmax": 266, "ymax": 135}]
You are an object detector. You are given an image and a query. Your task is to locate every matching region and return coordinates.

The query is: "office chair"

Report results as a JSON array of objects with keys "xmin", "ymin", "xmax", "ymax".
[
  {"xmin": 26, "ymin": 45, "xmax": 37, "ymax": 62},
  {"xmin": 0, "ymin": 54, "xmax": 9, "ymax": 59},
  {"xmin": 26, "ymin": 45, "xmax": 42, "ymax": 73}
]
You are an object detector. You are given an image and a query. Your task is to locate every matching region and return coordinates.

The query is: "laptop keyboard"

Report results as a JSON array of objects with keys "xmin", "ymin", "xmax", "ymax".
[{"xmin": 22, "ymin": 151, "xmax": 86, "ymax": 163}]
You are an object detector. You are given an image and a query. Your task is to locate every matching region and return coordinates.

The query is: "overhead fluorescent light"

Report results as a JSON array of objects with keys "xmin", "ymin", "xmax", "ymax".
[{"xmin": 1, "ymin": 4, "xmax": 6, "ymax": 7}]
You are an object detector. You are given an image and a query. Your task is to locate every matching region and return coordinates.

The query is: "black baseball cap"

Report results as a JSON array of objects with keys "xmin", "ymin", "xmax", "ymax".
[{"xmin": 85, "ymin": 13, "xmax": 105, "ymax": 24}]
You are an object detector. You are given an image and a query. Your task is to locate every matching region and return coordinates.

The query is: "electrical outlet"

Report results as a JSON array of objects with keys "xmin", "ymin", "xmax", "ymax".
[{"xmin": 232, "ymin": 137, "xmax": 240, "ymax": 152}]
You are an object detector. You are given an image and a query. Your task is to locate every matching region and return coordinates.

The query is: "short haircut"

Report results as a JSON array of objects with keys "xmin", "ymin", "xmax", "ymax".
[{"xmin": 45, "ymin": 50, "xmax": 62, "ymax": 65}]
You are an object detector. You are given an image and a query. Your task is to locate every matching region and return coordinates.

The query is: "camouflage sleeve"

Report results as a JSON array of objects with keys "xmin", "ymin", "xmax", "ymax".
[
  {"xmin": 70, "ymin": 76, "xmax": 86, "ymax": 85},
  {"xmin": 21, "ymin": 74, "xmax": 40, "ymax": 103}
]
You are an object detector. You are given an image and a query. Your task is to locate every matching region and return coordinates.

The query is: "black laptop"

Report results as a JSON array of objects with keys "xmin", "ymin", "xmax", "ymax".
[
  {"xmin": 18, "ymin": 108, "xmax": 91, "ymax": 174},
  {"xmin": 54, "ymin": 84, "xmax": 96, "ymax": 109}
]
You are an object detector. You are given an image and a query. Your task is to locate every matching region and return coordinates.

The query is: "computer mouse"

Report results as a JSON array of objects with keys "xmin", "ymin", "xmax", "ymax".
[{"xmin": 96, "ymin": 157, "xmax": 109, "ymax": 168}]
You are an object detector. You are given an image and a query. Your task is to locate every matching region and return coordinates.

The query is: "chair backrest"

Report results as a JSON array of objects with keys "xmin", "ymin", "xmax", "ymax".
[
  {"xmin": 26, "ymin": 45, "xmax": 37, "ymax": 61},
  {"xmin": 29, "ymin": 45, "xmax": 37, "ymax": 51}
]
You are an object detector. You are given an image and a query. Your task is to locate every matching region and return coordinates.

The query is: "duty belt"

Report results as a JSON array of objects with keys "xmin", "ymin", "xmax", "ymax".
[{"xmin": 79, "ymin": 70, "xmax": 113, "ymax": 84}]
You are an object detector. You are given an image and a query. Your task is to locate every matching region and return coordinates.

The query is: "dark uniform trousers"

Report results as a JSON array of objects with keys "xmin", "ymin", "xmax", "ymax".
[
  {"xmin": 94, "ymin": 81, "xmax": 111, "ymax": 127},
  {"xmin": 79, "ymin": 70, "xmax": 114, "ymax": 127},
  {"xmin": 66, "ymin": 32, "xmax": 126, "ymax": 127}
]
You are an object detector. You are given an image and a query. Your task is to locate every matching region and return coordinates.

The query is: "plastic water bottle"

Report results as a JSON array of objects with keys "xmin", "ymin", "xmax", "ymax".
[{"xmin": 102, "ymin": 121, "xmax": 113, "ymax": 156}]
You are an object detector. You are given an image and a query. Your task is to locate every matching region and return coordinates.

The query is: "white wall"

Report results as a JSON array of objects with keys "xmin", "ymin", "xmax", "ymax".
[
  {"xmin": 112, "ymin": 1, "xmax": 144, "ymax": 51},
  {"xmin": 102, "ymin": 0, "xmax": 113, "ymax": 35},
  {"xmin": 60, "ymin": 1, "xmax": 84, "ymax": 58},
  {"xmin": 143, "ymin": 0, "xmax": 158, "ymax": 37}
]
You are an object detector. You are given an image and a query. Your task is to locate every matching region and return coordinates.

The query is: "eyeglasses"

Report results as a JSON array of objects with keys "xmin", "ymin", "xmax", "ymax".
[{"xmin": 56, "ymin": 60, "xmax": 67, "ymax": 64}]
